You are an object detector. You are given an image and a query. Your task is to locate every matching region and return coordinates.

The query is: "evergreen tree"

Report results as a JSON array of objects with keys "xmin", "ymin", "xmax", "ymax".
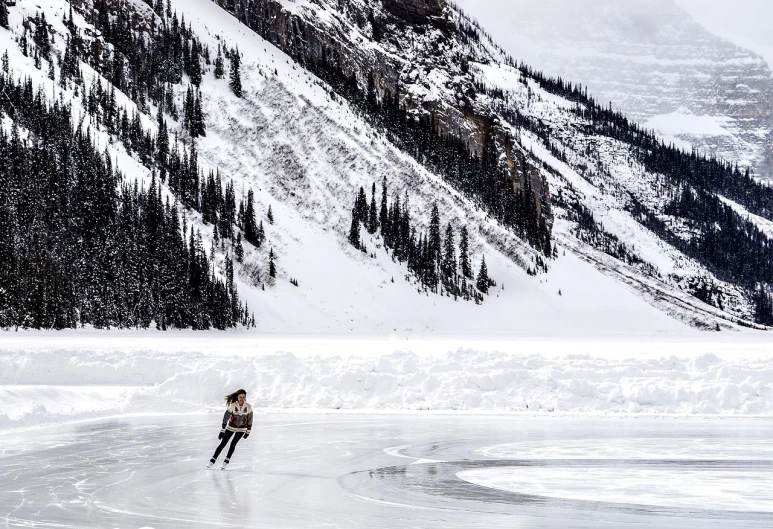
[
  {"xmin": 0, "ymin": 0, "xmax": 9, "ymax": 30},
  {"xmin": 189, "ymin": 42, "xmax": 202, "ymax": 87},
  {"xmin": 348, "ymin": 207, "xmax": 360, "ymax": 248},
  {"xmin": 355, "ymin": 186, "xmax": 368, "ymax": 225},
  {"xmin": 754, "ymin": 286, "xmax": 773, "ymax": 326},
  {"xmin": 460, "ymin": 226, "xmax": 471, "ymax": 279},
  {"xmin": 428, "ymin": 202, "xmax": 442, "ymax": 270},
  {"xmin": 389, "ymin": 193, "xmax": 400, "ymax": 255},
  {"xmin": 243, "ymin": 189, "xmax": 260, "ymax": 246},
  {"xmin": 398, "ymin": 192, "xmax": 411, "ymax": 261},
  {"xmin": 33, "ymin": 12, "xmax": 51, "ymax": 60},
  {"xmin": 379, "ymin": 177, "xmax": 388, "ymax": 235},
  {"xmin": 257, "ymin": 220, "xmax": 265, "ymax": 246},
  {"xmin": 156, "ymin": 113, "xmax": 169, "ymax": 176},
  {"xmin": 476, "ymin": 255, "xmax": 490, "ymax": 294},
  {"xmin": 19, "ymin": 25, "xmax": 27, "ymax": 57},
  {"xmin": 367, "ymin": 182, "xmax": 378, "ymax": 234},
  {"xmin": 269, "ymin": 247, "xmax": 276, "ymax": 278},
  {"xmin": 184, "ymin": 85, "xmax": 194, "ymax": 132},
  {"xmin": 225, "ymin": 255, "xmax": 235, "ymax": 295},
  {"xmin": 443, "ymin": 223, "xmax": 456, "ymax": 282},
  {"xmin": 229, "ymin": 46, "xmax": 242, "ymax": 97},
  {"xmin": 235, "ymin": 232, "xmax": 244, "ymax": 262},
  {"xmin": 64, "ymin": 3, "xmax": 74, "ymax": 33},
  {"xmin": 214, "ymin": 44, "xmax": 225, "ymax": 79},
  {"xmin": 267, "ymin": 205, "xmax": 274, "ymax": 224},
  {"xmin": 192, "ymin": 90, "xmax": 205, "ymax": 137}
]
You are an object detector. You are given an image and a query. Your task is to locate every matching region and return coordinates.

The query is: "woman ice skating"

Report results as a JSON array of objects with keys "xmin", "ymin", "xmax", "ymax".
[{"xmin": 208, "ymin": 389, "xmax": 253, "ymax": 470}]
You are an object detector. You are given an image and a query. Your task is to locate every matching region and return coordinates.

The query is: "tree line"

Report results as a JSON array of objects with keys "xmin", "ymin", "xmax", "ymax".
[
  {"xmin": 301, "ymin": 49, "xmax": 552, "ymax": 258},
  {"xmin": 507, "ymin": 62, "xmax": 773, "ymax": 324},
  {"xmin": 348, "ymin": 180, "xmax": 495, "ymax": 302},
  {"xmin": 0, "ymin": 3, "xmax": 258, "ymax": 329},
  {"xmin": 211, "ymin": 0, "xmax": 553, "ymax": 258},
  {"xmin": 0, "ymin": 73, "xmax": 252, "ymax": 329}
]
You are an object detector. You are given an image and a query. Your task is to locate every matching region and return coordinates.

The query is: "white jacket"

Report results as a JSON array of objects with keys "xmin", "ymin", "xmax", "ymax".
[{"xmin": 221, "ymin": 401, "xmax": 253, "ymax": 433}]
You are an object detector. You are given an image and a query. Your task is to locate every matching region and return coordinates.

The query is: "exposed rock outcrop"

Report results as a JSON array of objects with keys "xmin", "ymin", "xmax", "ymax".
[
  {"xmin": 212, "ymin": 0, "xmax": 548, "ymax": 212},
  {"xmin": 382, "ymin": 0, "xmax": 445, "ymax": 25}
]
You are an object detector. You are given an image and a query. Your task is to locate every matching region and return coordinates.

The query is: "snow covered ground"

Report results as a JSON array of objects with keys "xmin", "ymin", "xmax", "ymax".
[{"xmin": 1, "ymin": 414, "xmax": 770, "ymax": 528}]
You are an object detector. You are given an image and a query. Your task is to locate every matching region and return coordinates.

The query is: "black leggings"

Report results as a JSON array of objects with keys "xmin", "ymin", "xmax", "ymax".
[{"xmin": 211, "ymin": 430, "xmax": 244, "ymax": 462}]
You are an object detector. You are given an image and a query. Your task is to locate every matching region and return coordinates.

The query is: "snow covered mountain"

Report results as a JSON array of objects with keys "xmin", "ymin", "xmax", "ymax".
[
  {"xmin": 202, "ymin": 0, "xmax": 773, "ymax": 328},
  {"xmin": 454, "ymin": 0, "xmax": 773, "ymax": 178},
  {"xmin": 1, "ymin": 0, "xmax": 773, "ymax": 334}
]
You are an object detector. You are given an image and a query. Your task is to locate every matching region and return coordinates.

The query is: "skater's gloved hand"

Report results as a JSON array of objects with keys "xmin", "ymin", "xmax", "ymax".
[
  {"xmin": 218, "ymin": 431, "xmax": 224, "ymax": 440},
  {"xmin": 244, "ymin": 433, "xmax": 250, "ymax": 439}
]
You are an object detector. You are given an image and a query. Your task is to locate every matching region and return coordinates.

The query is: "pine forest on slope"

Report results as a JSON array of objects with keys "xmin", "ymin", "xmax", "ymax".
[
  {"xmin": 211, "ymin": 0, "xmax": 773, "ymax": 326},
  {"xmin": 0, "ymin": 0, "xmax": 506, "ymax": 330},
  {"xmin": 0, "ymin": 0, "xmax": 772, "ymax": 331},
  {"xmin": 1, "ymin": 2, "xmax": 257, "ymax": 329}
]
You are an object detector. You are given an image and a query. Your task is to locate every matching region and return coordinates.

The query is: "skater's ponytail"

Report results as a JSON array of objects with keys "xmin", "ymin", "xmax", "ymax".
[{"xmin": 224, "ymin": 389, "xmax": 247, "ymax": 405}]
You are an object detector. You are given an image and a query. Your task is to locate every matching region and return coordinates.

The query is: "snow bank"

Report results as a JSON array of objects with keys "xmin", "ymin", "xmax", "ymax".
[{"xmin": 1, "ymin": 344, "xmax": 772, "ymax": 428}]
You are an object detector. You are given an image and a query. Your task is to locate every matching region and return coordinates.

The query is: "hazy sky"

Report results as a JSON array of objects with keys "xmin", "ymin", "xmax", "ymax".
[{"xmin": 675, "ymin": 0, "xmax": 773, "ymax": 67}]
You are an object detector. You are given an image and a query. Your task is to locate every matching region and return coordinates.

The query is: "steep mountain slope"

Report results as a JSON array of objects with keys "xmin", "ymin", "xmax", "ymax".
[
  {"xmin": 206, "ymin": 0, "xmax": 773, "ymax": 328},
  {"xmin": 454, "ymin": 0, "xmax": 773, "ymax": 177},
  {"xmin": 0, "ymin": 0, "xmax": 770, "ymax": 333}
]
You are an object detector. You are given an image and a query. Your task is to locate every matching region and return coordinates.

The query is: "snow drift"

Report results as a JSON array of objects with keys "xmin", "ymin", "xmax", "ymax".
[{"xmin": 2, "ymin": 342, "xmax": 772, "ymax": 429}]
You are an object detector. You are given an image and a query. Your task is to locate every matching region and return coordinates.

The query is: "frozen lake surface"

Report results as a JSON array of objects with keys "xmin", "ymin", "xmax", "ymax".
[{"xmin": 1, "ymin": 414, "xmax": 771, "ymax": 528}]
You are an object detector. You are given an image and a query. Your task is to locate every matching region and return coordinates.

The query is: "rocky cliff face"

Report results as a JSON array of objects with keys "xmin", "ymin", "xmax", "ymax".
[
  {"xmin": 5, "ymin": 0, "xmax": 770, "ymax": 330},
  {"xmin": 382, "ymin": 0, "xmax": 445, "ymax": 24},
  {"xmin": 212, "ymin": 0, "xmax": 548, "ymax": 206},
  {"xmin": 454, "ymin": 0, "xmax": 773, "ymax": 178},
  {"xmin": 203, "ymin": 0, "xmax": 773, "ymax": 325}
]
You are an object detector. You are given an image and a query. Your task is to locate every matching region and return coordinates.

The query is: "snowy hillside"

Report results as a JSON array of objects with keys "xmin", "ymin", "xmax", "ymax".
[
  {"xmin": 473, "ymin": 61, "xmax": 761, "ymax": 325},
  {"xmin": 204, "ymin": 0, "xmax": 773, "ymax": 329},
  {"xmin": 163, "ymin": 0, "xmax": 741, "ymax": 333},
  {"xmin": 454, "ymin": 0, "xmax": 773, "ymax": 178},
  {"xmin": 1, "ymin": 0, "xmax": 772, "ymax": 333}
]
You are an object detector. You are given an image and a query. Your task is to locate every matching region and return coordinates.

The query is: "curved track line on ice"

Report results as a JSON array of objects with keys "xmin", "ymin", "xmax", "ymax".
[
  {"xmin": 383, "ymin": 444, "xmax": 446, "ymax": 465},
  {"xmin": 457, "ymin": 465, "xmax": 773, "ymax": 513}
]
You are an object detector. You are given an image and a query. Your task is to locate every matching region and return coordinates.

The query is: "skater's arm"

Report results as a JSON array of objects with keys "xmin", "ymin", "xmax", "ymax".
[
  {"xmin": 246, "ymin": 408, "xmax": 253, "ymax": 434},
  {"xmin": 221, "ymin": 404, "xmax": 234, "ymax": 432}
]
